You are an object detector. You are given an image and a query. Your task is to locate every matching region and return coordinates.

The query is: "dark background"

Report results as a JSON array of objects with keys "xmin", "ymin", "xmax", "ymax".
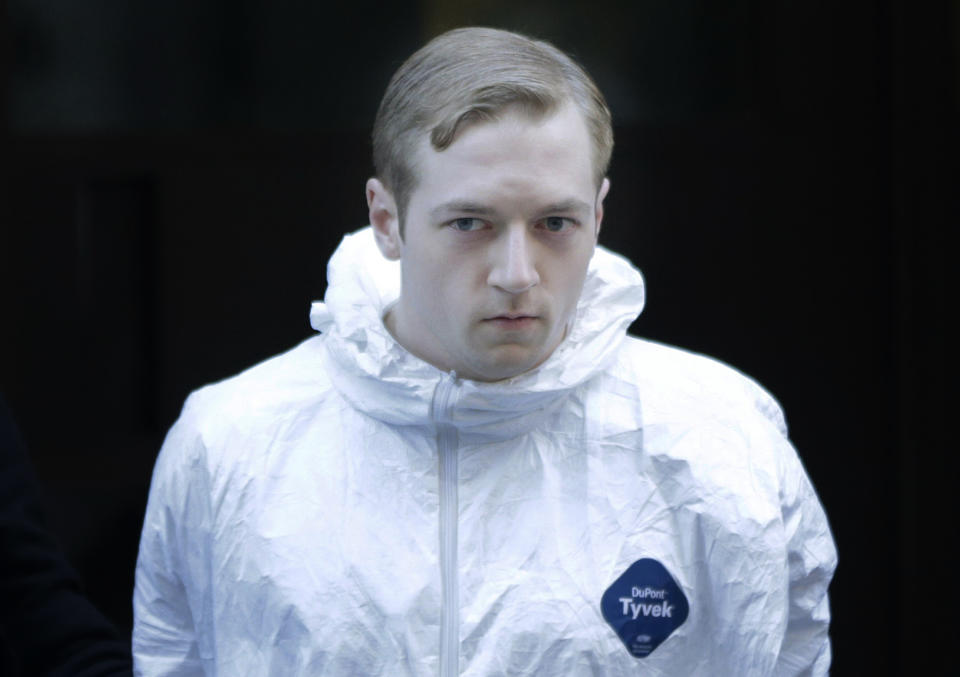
[{"xmin": 1, "ymin": 1, "xmax": 955, "ymax": 674}]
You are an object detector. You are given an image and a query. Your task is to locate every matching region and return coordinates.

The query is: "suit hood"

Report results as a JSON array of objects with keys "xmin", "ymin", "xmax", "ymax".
[{"xmin": 309, "ymin": 227, "xmax": 645, "ymax": 438}]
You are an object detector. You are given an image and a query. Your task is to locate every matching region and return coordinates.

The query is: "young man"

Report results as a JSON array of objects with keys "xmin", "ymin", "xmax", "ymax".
[{"xmin": 134, "ymin": 27, "xmax": 836, "ymax": 676}]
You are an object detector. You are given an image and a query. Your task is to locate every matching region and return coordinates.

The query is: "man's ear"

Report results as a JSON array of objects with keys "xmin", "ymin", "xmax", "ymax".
[
  {"xmin": 594, "ymin": 177, "xmax": 610, "ymax": 240},
  {"xmin": 367, "ymin": 178, "xmax": 402, "ymax": 260}
]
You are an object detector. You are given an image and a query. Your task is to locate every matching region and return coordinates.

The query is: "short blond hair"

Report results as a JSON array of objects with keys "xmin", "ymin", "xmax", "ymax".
[{"xmin": 372, "ymin": 27, "xmax": 613, "ymax": 232}]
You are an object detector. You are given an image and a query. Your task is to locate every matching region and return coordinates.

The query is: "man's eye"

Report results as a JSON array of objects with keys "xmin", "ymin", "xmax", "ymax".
[
  {"xmin": 542, "ymin": 217, "xmax": 573, "ymax": 232},
  {"xmin": 451, "ymin": 218, "xmax": 484, "ymax": 232}
]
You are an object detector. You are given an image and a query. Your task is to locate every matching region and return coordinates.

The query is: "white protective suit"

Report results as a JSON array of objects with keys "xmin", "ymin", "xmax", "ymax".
[{"xmin": 134, "ymin": 227, "xmax": 837, "ymax": 677}]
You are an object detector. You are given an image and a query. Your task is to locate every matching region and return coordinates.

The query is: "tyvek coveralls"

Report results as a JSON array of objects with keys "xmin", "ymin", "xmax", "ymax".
[{"xmin": 133, "ymin": 227, "xmax": 837, "ymax": 676}]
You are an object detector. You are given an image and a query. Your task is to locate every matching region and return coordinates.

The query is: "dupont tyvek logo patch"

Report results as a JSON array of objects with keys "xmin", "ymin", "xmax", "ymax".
[{"xmin": 601, "ymin": 558, "xmax": 689, "ymax": 658}]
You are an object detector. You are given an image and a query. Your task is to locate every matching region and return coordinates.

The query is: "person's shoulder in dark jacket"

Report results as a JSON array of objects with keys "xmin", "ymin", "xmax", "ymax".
[{"xmin": 0, "ymin": 393, "xmax": 133, "ymax": 677}]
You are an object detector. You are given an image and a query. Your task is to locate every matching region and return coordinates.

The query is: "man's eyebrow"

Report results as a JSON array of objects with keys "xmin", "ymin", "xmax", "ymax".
[
  {"xmin": 429, "ymin": 201, "xmax": 497, "ymax": 218},
  {"xmin": 430, "ymin": 199, "xmax": 593, "ymax": 219},
  {"xmin": 538, "ymin": 199, "xmax": 593, "ymax": 216}
]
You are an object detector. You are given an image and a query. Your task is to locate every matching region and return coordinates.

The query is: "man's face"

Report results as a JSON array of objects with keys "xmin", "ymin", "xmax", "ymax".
[{"xmin": 369, "ymin": 103, "xmax": 609, "ymax": 382}]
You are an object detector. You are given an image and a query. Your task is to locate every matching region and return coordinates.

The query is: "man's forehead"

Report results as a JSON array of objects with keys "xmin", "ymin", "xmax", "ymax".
[
  {"xmin": 412, "ymin": 104, "xmax": 594, "ymax": 179},
  {"xmin": 416, "ymin": 101, "xmax": 582, "ymax": 157}
]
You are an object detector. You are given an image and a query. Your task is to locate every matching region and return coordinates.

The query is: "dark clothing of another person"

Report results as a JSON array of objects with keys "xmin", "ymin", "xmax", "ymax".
[{"xmin": 0, "ymin": 393, "xmax": 133, "ymax": 676}]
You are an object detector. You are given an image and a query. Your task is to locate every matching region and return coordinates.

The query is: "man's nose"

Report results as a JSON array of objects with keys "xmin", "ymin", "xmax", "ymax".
[{"xmin": 487, "ymin": 226, "xmax": 540, "ymax": 293}]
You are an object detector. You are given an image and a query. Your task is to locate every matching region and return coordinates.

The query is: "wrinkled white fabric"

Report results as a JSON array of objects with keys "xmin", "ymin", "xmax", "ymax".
[{"xmin": 134, "ymin": 227, "xmax": 836, "ymax": 677}]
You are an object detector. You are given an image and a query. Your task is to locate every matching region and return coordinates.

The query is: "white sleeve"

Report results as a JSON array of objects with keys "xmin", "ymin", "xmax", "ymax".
[
  {"xmin": 773, "ymin": 442, "xmax": 838, "ymax": 677},
  {"xmin": 133, "ymin": 397, "xmax": 213, "ymax": 677}
]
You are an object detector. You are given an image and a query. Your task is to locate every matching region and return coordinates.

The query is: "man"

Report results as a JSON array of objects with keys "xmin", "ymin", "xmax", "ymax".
[{"xmin": 134, "ymin": 27, "xmax": 836, "ymax": 676}]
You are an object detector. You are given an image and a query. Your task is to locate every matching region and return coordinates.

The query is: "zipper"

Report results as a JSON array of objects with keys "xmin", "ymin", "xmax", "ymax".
[{"xmin": 433, "ymin": 372, "xmax": 459, "ymax": 677}]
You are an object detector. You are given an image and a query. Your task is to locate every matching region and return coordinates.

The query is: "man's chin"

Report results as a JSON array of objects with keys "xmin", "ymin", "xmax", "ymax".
[{"xmin": 463, "ymin": 344, "xmax": 553, "ymax": 382}]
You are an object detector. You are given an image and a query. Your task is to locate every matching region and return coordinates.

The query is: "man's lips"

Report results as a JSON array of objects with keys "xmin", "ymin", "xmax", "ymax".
[
  {"xmin": 483, "ymin": 314, "xmax": 539, "ymax": 328},
  {"xmin": 486, "ymin": 314, "xmax": 537, "ymax": 320}
]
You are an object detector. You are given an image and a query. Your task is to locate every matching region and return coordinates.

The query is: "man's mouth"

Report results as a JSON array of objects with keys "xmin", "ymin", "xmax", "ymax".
[{"xmin": 484, "ymin": 314, "xmax": 538, "ymax": 327}]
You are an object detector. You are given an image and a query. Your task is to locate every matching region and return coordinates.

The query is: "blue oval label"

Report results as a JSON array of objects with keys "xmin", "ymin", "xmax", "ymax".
[{"xmin": 600, "ymin": 558, "xmax": 689, "ymax": 658}]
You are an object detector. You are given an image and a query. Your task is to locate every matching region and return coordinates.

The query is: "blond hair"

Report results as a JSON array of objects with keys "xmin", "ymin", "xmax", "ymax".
[{"xmin": 372, "ymin": 27, "xmax": 613, "ymax": 232}]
